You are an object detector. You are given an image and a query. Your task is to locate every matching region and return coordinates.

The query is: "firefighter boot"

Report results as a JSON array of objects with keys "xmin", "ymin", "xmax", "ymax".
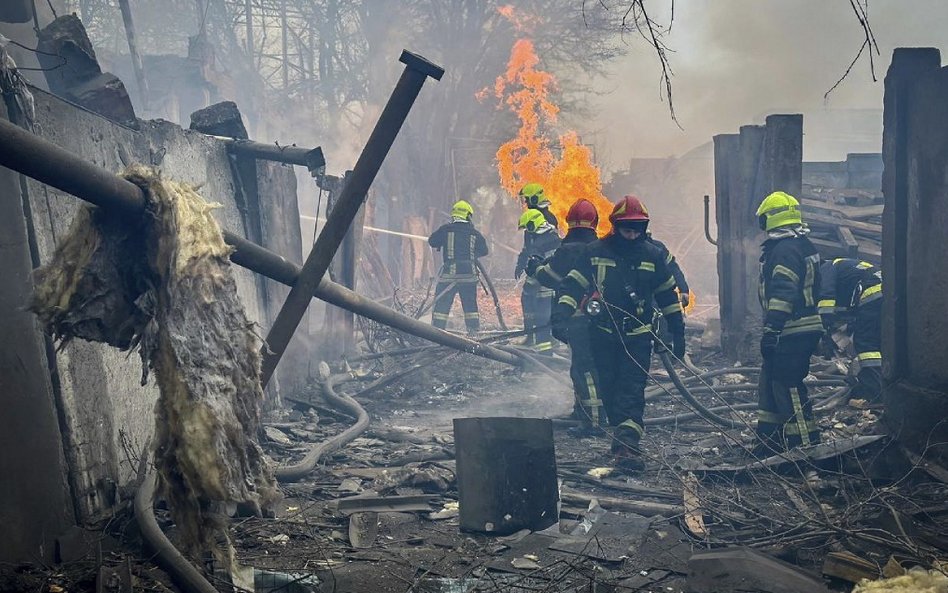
[{"xmin": 612, "ymin": 444, "xmax": 645, "ymax": 473}]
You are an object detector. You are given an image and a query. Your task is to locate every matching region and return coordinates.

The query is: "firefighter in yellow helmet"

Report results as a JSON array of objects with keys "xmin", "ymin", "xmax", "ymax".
[
  {"xmin": 428, "ymin": 200, "xmax": 488, "ymax": 334},
  {"xmin": 755, "ymin": 191, "xmax": 824, "ymax": 454},
  {"xmin": 517, "ymin": 208, "xmax": 560, "ymax": 353}
]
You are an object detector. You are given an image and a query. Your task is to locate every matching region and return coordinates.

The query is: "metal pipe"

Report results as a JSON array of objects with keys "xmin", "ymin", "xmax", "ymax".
[
  {"xmin": 135, "ymin": 470, "xmax": 219, "ymax": 593},
  {"xmin": 260, "ymin": 50, "xmax": 445, "ymax": 386},
  {"xmin": 117, "ymin": 0, "xmax": 149, "ymax": 111},
  {"xmin": 0, "ymin": 117, "xmax": 520, "ymax": 368},
  {"xmin": 225, "ymin": 139, "xmax": 325, "ymax": 174},
  {"xmin": 703, "ymin": 194, "xmax": 717, "ymax": 246}
]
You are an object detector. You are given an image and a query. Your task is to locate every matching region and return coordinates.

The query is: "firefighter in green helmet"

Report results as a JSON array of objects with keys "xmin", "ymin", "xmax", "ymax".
[
  {"xmin": 428, "ymin": 200, "xmax": 488, "ymax": 334},
  {"xmin": 755, "ymin": 191, "xmax": 824, "ymax": 454}
]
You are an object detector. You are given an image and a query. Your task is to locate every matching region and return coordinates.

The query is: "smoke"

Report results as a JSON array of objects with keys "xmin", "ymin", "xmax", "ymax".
[{"xmin": 576, "ymin": 0, "xmax": 948, "ymax": 164}]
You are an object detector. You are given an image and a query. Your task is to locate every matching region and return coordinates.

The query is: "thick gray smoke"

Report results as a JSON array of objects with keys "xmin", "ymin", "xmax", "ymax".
[{"xmin": 577, "ymin": 0, "xmax": 948, "ymax": 164}]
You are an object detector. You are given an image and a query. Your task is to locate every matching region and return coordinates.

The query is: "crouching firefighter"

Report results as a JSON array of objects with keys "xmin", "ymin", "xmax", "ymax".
[
  {"xmin": 525, "ymin": 199, "xmax": 605, "ymax": 432},
  {"xmin": 428, "ymin": 200, "xmax": 489, "ymax": 334},
  {"xmin": 517, "ymin": 209, "xmax": 561, "ymax": 354},
  {"xmin": 755, "ymin": 191, "xmax": 824, "ymax": 453},
  {"xmin": 818, "ymin": 258, "xmax": 883, "ymax": 400},
  {"xmin": 552, "ymin": 196, "xmax": 685, "ymax": 472}
]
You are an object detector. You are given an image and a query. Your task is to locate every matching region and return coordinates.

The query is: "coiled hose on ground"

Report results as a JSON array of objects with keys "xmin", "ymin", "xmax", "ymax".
[{"xmin": 275, "ymin": 372, "xmax": 370, "ymax": 482}]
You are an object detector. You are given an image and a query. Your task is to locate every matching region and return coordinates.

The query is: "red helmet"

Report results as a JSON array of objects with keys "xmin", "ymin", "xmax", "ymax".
[
  {"xmin": 566, "ymin": 199, "xmax": 599, "ymax": 230},
  {"xmin": 609, "ymin": 195, "xmax": 650, "ymax": 224}
]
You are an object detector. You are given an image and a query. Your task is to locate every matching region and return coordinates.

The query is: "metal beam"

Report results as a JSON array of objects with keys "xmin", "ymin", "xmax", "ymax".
[
  {"xmin": 259, "ymin": 50, "xmax": 445, "ymax": 386},
  {"xmin": 0, "ymin": 117, "xmax": 519, "ymax": 368}
]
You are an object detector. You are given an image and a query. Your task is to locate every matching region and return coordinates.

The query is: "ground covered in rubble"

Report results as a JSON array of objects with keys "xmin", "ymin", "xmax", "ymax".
[
  {"xmin": 6, "ymin": 324, "xmax": 946, "ymax": 593},
  {"xmin": 233, "ymin": 326, "xmax": 948, "ymax": 593}
]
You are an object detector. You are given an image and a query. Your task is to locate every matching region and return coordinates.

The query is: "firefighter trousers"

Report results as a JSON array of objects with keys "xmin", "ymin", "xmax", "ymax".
[
  {"xmin": 590, "ymin": 330, "xmax": 652, "ymax": 451},
  {"xmin": 852, "ymin": 297, "xmax": 882, "ymax": 400},
  {"xmin": 432, "ymin": 278, "xmax": 479, "ymax": 332},
  {"xmin": 756, "ymin": 333, "xmax": 821, "ymax": 452},
  {"xmin": 521, "ymin": 282, "xmax": 553, "ymax": 354},
  {"xmin": 566, "ymin": 316, "xmax": 606, "ymax": 427}
]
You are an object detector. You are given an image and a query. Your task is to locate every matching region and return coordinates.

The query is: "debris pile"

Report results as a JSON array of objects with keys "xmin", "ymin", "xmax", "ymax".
[{"xmin": 31, "ymin": 165, "xmax": 278, "ymax": 566}]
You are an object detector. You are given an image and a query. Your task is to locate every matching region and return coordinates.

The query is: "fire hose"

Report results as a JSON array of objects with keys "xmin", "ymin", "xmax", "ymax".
[{"xmin": 275, "ymin": 373, "xmax": 370, "ymax": 482}]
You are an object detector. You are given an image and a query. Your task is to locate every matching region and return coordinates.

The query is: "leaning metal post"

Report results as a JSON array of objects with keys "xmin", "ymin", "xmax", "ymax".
[
  {"xmin": 260, "ymin": 50, "xmax": 445, "ymax": 386},
  {"xmin": 0, "ymin": 117, "xmax": 519, "ymax": 368}
]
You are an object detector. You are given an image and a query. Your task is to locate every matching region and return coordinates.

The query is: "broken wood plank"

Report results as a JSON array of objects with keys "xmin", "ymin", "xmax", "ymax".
[
  {"xmin": 560, "ymin": 490, "xmax": 683, "ymax": 517},
  {"xmin": 682, "ymin": 473, "xmax": 708, "ymax": 538},
  {"xmin": 806, "ymin": 212, "xmax": 882, "ymax": 235},
  {"xmin": 836, "ymin": 226, "xmax": 859, "ymax": 257},
  {"xmin": 801, "ymin": 198, "xmax": 883, "ymax": 220},
  {"xmin": 822, "ymin": 551, "xmax": 878, "ymax": 583}
]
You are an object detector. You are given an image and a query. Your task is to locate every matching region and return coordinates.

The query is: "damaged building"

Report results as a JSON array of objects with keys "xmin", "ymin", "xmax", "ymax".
[{"xmin": 0, "ymin": 3, "xmax": 947, "ymax": 593}]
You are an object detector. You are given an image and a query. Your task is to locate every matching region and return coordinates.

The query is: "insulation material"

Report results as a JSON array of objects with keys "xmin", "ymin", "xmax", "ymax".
[
  {"xmin": 853, "ymin": 566, "xmax": 948, "ymax": 593},
  {"xmin": 31, "ymin": 165, "xmax": 278, "ymax": 565}
]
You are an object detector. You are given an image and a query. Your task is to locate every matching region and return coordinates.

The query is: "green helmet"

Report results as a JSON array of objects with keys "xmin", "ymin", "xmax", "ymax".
[
  {"xmin": 519, "ymin": 183, "xmax": 550, "ymax": 208},
  {"xmin": 451, "ymin": 200, "xmax": 474, "ymax": 220},
  {"xmin": 756, "ymin": 191, "xmax": 802, "ymax": 231},
  {"xmin": 518, "ymin": 209, "xmax": 547, "ymax": 232}
]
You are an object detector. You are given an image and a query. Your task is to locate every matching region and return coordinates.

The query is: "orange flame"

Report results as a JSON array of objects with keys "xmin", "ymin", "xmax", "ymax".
[{"xmin": 487, "ymin": 15, "xmax": 614, "ymax": 235}]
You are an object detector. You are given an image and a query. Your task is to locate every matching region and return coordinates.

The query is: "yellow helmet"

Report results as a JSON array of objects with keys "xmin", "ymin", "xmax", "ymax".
[
  {"xmin": 756, "ymin": 191, "xmax": 802, "ymax": 231},
  {"xmin": 451, "ymin": 200, "xmax": 474, "ymax": 220},
  {"xmin": 518, "ymin": 183, "xmax": 550, "ymax": 208},
  {"xmin": 518, "ymin": 209, "xmax": 547, "ymax": 232}
]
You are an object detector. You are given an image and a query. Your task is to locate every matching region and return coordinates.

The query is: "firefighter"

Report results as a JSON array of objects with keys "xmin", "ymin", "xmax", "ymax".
[
  {"xmin": 428, "ymin": 200, "xmax": 488, "ymax": 334},
  {"xmin": 518, "ymin": 182, "xmax": 559, "ymax": 229},
  {"xmin": 755, "ymin": 191, "xmax": 824, "ymax": 454},
  {"xmin": 552, "ymin": 196, "xmax": 685, "ymax": 472},
  {"xmin": 525, "ymin": 199, "xmax": 605, "ymax": 432},
  {"xmin": 517, "ymin": 209, "xmax": 561, "ymax": 354},
  {"xmin": 818, "ymin": 258, "xmax": 883, "ymax": 400}
]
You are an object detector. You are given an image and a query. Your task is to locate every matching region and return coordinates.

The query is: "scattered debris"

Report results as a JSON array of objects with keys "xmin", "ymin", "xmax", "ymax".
[
  {"xmin": 852, "ymin": 565, "xmax": 948, "ymax": 592},
  {"xmin": 822, "ymin": 550, "xmax": 879, "ymax": 583},
  {"xmin": 687, "ymin": 547, "xmax": 832, "ymax": 593}
]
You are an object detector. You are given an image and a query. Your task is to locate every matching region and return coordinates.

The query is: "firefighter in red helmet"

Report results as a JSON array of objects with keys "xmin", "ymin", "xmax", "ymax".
[
  {"xmin": 552, "ymin": 196, "xmax": 685, "ymax": 472},
  {"xmin": 525, "ymin": 199, "xmax": 605, "ymax": 432}
]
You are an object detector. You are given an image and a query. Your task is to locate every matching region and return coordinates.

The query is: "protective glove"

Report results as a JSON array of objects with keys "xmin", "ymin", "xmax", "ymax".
[
  {"xmin": 819, "ymin": 334, "xmax": 837, "ymax": 360},
  {"xmin": 552, "ymin": 323, "xmax": 569, "ymax": 345},
  {"xmin": 680, "ymin": 291, "xmax": 691, "ymax": 308},
  {"xmin": 760, "ymin": 328, "xmax": 780, "ymax": 359},
  {"xmin": 514, "ymin": 264, "xmax": 525, "ymax": 280},
  {"xmin": 525, "ymin": 255, "xmax": 543, "ymax": 277},
  {"xmin": 672, "ymin": 332, "xmax": 686, "ymax": 359}
]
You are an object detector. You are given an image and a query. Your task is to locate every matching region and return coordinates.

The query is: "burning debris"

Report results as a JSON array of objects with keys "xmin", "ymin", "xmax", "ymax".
[{"xmin": 31, "ymin": 165, "xmax": 278, "ymax": 567}]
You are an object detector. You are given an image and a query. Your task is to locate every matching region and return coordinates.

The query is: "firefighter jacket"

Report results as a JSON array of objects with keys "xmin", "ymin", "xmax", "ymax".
[
  {"xmin": 533, "ymin": 227, "xmax": 598, "ymax": 291},
  {"xmin": 758, "ymin": 232, "xmax": 823, "ymax": 337},
  {"xmin": 553, "ymin": 233, "xmax": 684, "ymax": 338},
  {"xmin": 517, "ymin": 228, "xmax": 561, "ymax": 295},
  {"xmin": 817, "ymin": 258, "xmax": 882, "ymax": 326},
  {"xmin": 428, "ymin": 221, "xmax": 488, "ymax": 283},
  {"xmin": 647, "ymin": 235, "xmax": 689, "ymax": 295}
]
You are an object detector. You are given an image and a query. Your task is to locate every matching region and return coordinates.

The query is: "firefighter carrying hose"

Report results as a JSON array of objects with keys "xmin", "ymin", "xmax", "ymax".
[
  {"xmin": 755, "ymin": 191, "xmax": 824, "ymax": 454},
  {"xmin": 818, "ymin": 258, "xmax": 883, "ymax": 400},
  {"xmin": 428, "ymin": 200, "xmax": 489, "ymax": 334},
  {"xmin": 517, "ymin": 208, "xmax": 561, "ymax": 353},
  {"xmin": 553, "ymin": 196, "xmax": 685, "ymax": 472},
  {"xmin": 525, "ymin": 199, "xmax": 605, "ymax": 432}
]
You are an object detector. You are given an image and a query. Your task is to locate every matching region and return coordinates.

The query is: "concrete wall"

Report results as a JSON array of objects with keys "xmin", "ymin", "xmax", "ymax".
[
  {"xmin": 713, "ymin": 115, "xmax": 803, "ymax": 362},
  {"xmin": 881, "ymin": 48, "xmax": 948, "ymax": 464},
  {"xmin": 1, "ymin": 86, "xmax": 310, "ymax": 556}
]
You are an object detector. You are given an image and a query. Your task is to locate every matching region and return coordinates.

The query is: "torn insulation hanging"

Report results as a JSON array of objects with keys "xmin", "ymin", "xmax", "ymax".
[{"xmin": 31, "ymin": 164, "xmax": 278, "ymax": 566}]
